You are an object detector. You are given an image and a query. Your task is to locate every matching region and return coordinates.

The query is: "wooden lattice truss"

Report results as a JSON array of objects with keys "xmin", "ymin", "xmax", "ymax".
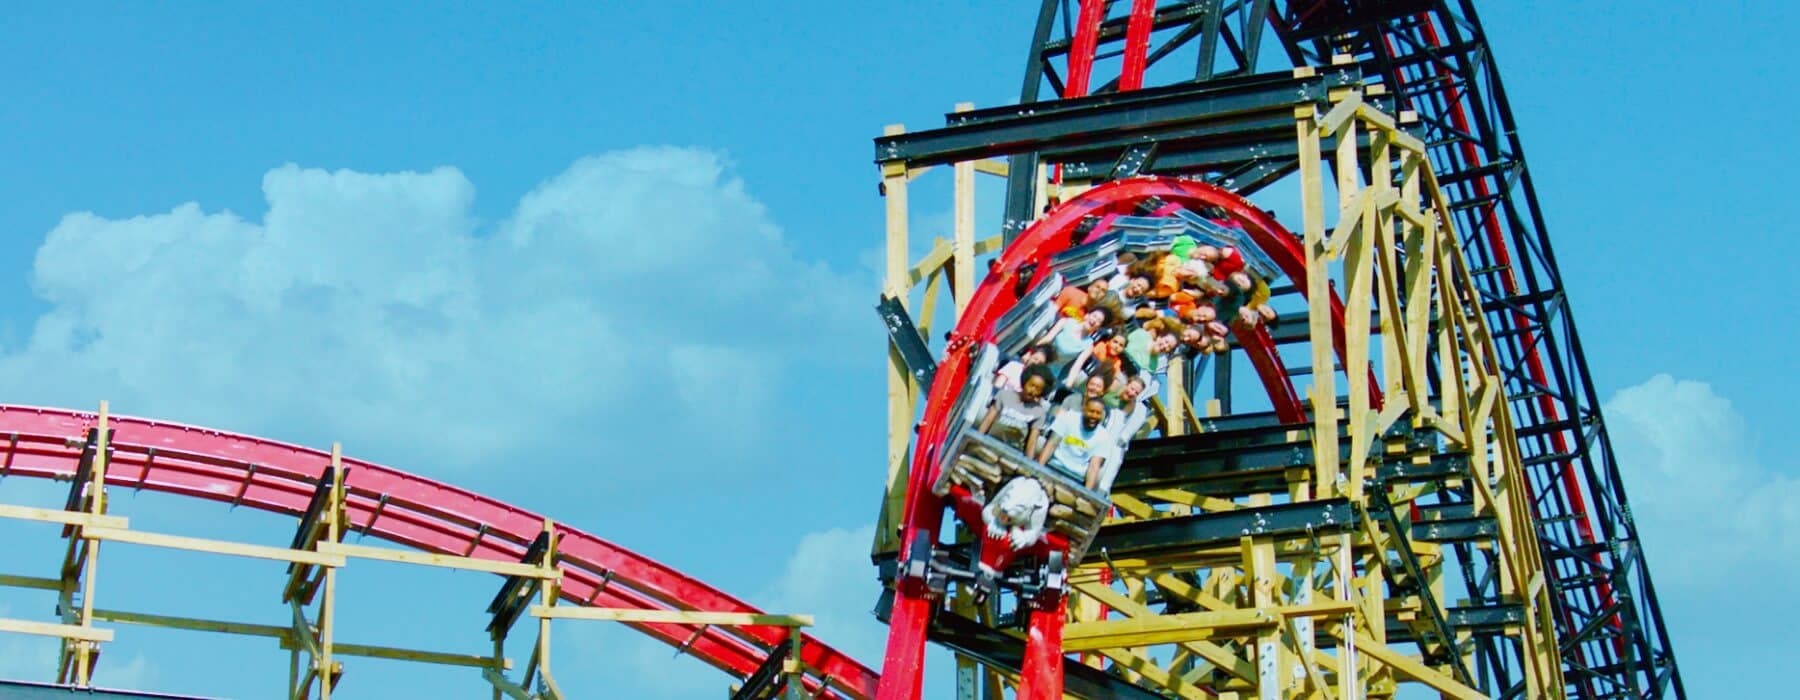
[{"xmin": 878, "ymin": 77, "xmax": 1568, "ymax": 699}]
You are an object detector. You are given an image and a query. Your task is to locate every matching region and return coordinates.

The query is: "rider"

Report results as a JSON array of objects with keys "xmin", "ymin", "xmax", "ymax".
[{"xmin": 1037, "ymin": 396, "xmax": 1119, "ymax": 492}]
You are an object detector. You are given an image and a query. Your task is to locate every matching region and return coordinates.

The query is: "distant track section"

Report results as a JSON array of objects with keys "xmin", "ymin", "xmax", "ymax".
[{"xmin": 0, "ymin": 404, "xmax": 879, "ymax": 699}]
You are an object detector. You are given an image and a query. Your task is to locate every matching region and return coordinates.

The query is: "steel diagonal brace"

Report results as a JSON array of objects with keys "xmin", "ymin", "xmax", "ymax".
[
  {"xmin": 1370, "ymin": 487, "xmax": 1472, "ymax": 686},
  {"xmin": 876, "ymin": 295, "xmax": 936, "ymax": 387}
]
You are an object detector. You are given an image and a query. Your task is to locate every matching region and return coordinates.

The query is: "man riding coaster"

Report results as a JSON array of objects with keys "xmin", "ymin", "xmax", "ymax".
[{"xmin": 957, "ymin": 396, "xmax": 1119, "ymax": 600}]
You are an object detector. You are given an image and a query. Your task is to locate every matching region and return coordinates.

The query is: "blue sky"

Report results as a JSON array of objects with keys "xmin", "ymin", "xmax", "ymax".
[{"xmin": 0, "ymin": 1, "xmax": 1794, "ymax": 698}]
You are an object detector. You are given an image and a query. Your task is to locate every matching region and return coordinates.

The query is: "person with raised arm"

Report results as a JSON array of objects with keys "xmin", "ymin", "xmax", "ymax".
[
  {"xmin": 1039, "ymin": 306, "xmax": 1114, "ymax": 373},
  {"xmin": 993, "ymin": 344, "xmax": 1055, "ymax": 393},
  {"xmin": 979, "ymin": 364, "xmax": 1056, "ymax": 452},
  {"xmin": 1037, "ymin": 396, "xmax": 1119, "ymax": 492}
]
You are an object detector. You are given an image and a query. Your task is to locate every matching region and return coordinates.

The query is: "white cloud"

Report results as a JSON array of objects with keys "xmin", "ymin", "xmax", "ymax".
[
  {"xmin": 0, "ymin": 603, "xmax": 57, "ymax": 683},
  {"xmin": 759, "ymin": 524, "xmax": 885, "ymax": 664},
  {"xmin": 1604, "ymin": 374, "xmax": 1799, "ymax": 694},
  {"xmin": 93, "ymin": 653, "xmax": 156, "ymax": 690},
  {"xmin": 1604, "ymin": 373, "xmax": 1800, "ymax": 589},
  {"xmin": 0, "ymin": 148, "xmax": 867, "ymax": 468},
  {"xmin": 667, "ymin": 344, "xmax": 769, "ymax": 440}
]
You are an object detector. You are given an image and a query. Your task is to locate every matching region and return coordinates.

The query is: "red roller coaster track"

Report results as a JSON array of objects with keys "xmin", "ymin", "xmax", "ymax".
[
  {"xmin": 877, "ymin": 176, "xmax": 1370, "ymax": 700},
  {"xmin": 0, "ymin": 404, "xmax": 880, "ymax": 699}
]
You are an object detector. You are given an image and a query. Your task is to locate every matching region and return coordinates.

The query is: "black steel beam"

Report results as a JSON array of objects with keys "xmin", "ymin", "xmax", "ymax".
[
  {"xmin": 0, "ymin": 680, "xmax": 215, "ymax": 699},
  {"xmin": 62, "ymin": 428, "xmax": 104, "ymax": 514},
  {"xmin": 486, "ymin": 530, "xmax": 553, "ymax": 635},
  {"xmin": 289, "ymin": 466, "xmax": 339, "ymax": 551},
  {"xmin": 1448, "ymin": 603, "xmax": 1527, "ymax": 633},
  {"xmin": 875, "ymin": 70, "xmax": 1356, "ymax": 168},
  {"xmin": 926, "ymin": 610, "xmax": 1166, "ymax": 700},
  {"xmin": 877, "ymin": 295, "xmax": 937, "ymax": 386},
  {"xmin": 730, "ymin": 637, "xmax": 793, "ymax": 700},
  {"xmin": 1092, "ymin": 498, "xmax": 1355, "ymax": 558},
  {"xmin": 1376, "ymin": 453, "xmax": 1470, "ymax": 483}
]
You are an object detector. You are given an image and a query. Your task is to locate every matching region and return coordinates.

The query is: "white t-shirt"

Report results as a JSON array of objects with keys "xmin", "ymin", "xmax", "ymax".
[
  {"xmin": 1109, "ymin": 400, "xmax": 1151, "ymax": 445},
  {"xmin": 1046, "ymin": 408, "xmax": 1118, "ymax": 477},
  {"xmin": 1107, "ymin": 271, "xmax": 1133, "ymax": 296}
]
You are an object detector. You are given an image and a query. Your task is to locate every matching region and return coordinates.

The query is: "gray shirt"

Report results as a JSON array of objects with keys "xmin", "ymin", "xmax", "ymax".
[{"xmin": 992, "ymin": 389, "xmax": 1051, "ymax": 432}]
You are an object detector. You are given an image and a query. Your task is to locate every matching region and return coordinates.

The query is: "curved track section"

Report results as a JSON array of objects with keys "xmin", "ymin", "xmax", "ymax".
[
  {"xmin": 0, "ymin": 404, "xmax": 879, "ymax": 699},
  {"xmin": 879, "ymin": 175, "xmax": 1365, "ymax": 700}
]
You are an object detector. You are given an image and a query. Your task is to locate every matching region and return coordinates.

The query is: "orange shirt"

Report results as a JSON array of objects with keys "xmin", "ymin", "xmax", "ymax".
[
  {"xmin": 1153, "ymin": 255, "xmax": 1183, "ymax": 297},
  {"xmin": 1054, "ymin": 286, "xmax": 1089, "ymax": 317}
]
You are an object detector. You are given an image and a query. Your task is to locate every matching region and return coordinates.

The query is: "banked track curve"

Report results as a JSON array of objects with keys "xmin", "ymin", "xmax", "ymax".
[
  {"xmin": 879, "ymin": 175, "xmax": 1377, "ymax": 699},
  {"xmin": 0, "ymin": 404, "xmax": 879, "ymax": 699}
]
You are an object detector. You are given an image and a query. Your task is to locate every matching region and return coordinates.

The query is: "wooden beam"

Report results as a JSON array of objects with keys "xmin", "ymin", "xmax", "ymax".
[
  {"xmin": 0, "ymin": 572, "xmax": 63, "ymax": 591},
  {"xmin": 1063, "ymin": 601, "xmax": 1353, "ymax": 651},
  {"xmin": 972, "ymin": 159, "xmax": 1009, "ymax": 178},
  {"xmin": 318, "ymin": 542, "xmax": 558, "ymax": 580},
  {"xmin": 482, "ymin": 667, "xmax": 536, "ymax": 700},
  {"xmin": 93, "ymin": 608, "xmax": 288, "ymax": 638},
  {"xmin": 0, "ymin": 503, "xmax": 128, "ymax": 529},
  {"xmin": 1317, "ymin": 90, "xmax": 1364, "ymax": 136},
  {"xmin": 0, "ymin": 617, "xmax": 114, "ymax": 642},
  {"xmin": 1071, "ymin": 580, "xmax": 1257, "ymax": 683},
  {"xmin": 282, "ymin": 637, "xmax": 512, "ymax": 670},
  {"xmin": 1296, "ymin": 104, "xmax": 1339, "ymax": 499},
  {"xmin": 877, "ymin": 123, "xmax": 916, "ymax": 558},
  {"xmin": 906, "ymin": 238, "xmax": 954, "ymax": 287},
  {"xmin": 83, "ymin": 526, "xmax": 346, "ymax": 568},
  {"xmin": 953, "ymin": 102, "xmax": 978, "ymax": 317}
]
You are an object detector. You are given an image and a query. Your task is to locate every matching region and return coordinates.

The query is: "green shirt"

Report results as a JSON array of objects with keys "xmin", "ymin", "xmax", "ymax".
[{"xmin": 1123, "ymin": 327, "xmax": 1153, "ymax": 373}]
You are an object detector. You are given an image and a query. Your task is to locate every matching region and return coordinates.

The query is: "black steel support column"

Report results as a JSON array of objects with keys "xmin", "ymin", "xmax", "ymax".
[{"xmin": 990, "ymin": 1, "xmax": 1684, "ymax": 697}]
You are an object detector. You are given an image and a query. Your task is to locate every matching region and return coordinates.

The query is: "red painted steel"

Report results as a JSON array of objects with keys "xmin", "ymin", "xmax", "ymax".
[
  {"xmin": 876, "ymin": 176, "xmax": 1366, "ymax": 700},
  {"xmin": 1119, "ymin": 0, "xmax": 1156, "ymax": 91},
  {"xmin": 0, "ymin": 405, "xmax": 878, "ymax": 699},
  {"xmin": 1018, "ymin": 605, "xmax": 1065, "ymax": 699},
  {"xmin": 1064, "ymin": 0, "xmax": 1107, "ymax": 98}
]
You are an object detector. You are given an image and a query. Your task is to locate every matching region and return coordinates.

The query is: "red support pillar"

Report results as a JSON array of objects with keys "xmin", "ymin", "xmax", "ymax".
[{"xmin": 1017, "ymin": 600, "xmax": 1067, "ymax": 700}]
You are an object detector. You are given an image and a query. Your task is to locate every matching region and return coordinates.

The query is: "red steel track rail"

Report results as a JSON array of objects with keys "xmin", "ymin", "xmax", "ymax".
[{"xmin": 0, "ymin": 405, "xmax": 879, "ymax": 699}]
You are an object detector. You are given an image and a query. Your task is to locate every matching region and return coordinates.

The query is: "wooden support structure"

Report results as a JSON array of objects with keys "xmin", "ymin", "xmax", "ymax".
[
  {"xmin": 878, "ymin": 71, "xmax": 1569, "ymax": 699},
  {"xmin": 52, "ymin": 401, "xmax": 110, "ymax": 686},
  {"xmin": 282, "ymin": 444, "xmax": 346, "ymax": 700},
  {"xmin": 874, "ymin": 107, "xmax": 1017, "ymax": 561},
  {"xmin": 873, "ymin": 103, "xmax": 1027, "ymax": 700},
  {"xmin": 1, "ymin": 415, "xmax": 826, "ymax": 698},
  {"xmin": 1057, "ymin": 76, "xmax": 1563, "ymax": 699}
]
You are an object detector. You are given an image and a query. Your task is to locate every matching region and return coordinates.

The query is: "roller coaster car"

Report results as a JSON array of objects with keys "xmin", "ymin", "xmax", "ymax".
[{"xmin": 932, "ymin": 429, "xmax": 1110, "ymax": 567}]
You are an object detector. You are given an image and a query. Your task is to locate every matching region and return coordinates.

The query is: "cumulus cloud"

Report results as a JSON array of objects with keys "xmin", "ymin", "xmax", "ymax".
[
  {"xmin": 1604, "ymin": 374, "xmax": 1798, "ymax": 694},
  {"xmin": 1604, "ymin": 374, "xmax": 1800, "ymax": 589},
  {"xmin": 759, "ymin": 524, "xmax": 885, "ymax": 663},
  {"xmin": 0, "ymin": 148, "xmax": 868, "ymax": 467},
  {"xmin": 0, "ymin": 604, "xmax": 57, "ymax": 682},
  {"xmin": 93, "ymin": 654, "xmax": 156, "ymax": 691}
]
